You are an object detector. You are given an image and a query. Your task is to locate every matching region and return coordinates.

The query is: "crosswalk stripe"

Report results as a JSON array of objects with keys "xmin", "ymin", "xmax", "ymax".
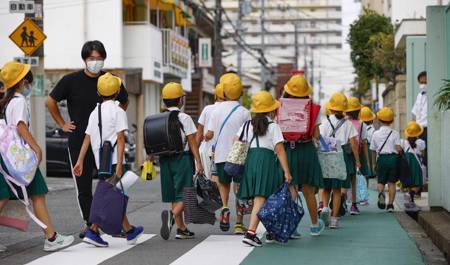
[
  {"xmin": 170, "ymin": 235, "xmax": 254, "ymax": 265},
  {"xmin": 25, "ymin": 234, "xmax": 155, "ymax": 265},
  {"xmin": 170, "ymin": 224, "xmax": 265, "ymax": 265}
]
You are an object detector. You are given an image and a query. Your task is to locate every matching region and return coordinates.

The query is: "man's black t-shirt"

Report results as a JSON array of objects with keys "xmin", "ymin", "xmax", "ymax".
[{"xmin": 50, "ymin": 70, "xmax": 128, "ymax": 147}]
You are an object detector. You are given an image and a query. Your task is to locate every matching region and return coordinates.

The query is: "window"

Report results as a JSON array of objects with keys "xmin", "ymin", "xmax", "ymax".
[{"xmin": 123, "ymin": 0, "xmax": 148, "ymax": 23}]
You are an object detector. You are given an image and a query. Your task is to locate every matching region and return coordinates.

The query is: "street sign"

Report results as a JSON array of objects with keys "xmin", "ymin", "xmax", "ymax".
[
  {"xmin": 199, "ymin": 38, "xmax": 212, "ymax": 68},
  {"xmin": 9, "ymin": 1, "xmax": 35, "ymax": 14},
  {"xmin": 9, "ymin": 18, "xmax": 46, "ymax": 56},
  {"xmin": 14, "ymin": 56, "xmax": 39, "ymax": 67}
]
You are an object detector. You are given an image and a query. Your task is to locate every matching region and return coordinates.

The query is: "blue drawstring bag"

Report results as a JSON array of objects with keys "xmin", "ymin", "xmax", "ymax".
[
  {"xmin": 257, "ymin": 183, "xmax": 301, "ymax": 243},
  {"xmin": 356, "ymin": 173, "xmax": 369, "ymax": 202}
]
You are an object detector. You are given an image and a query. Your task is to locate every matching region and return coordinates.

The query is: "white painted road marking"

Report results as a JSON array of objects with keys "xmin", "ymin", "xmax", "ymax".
[
  {"xmin": 170, "ymin": 235, "xmax": 255, "ymax": 265},
  {"xmin": 170, "ymin": 224, "xmax": 266, "ymax": 265},
  {"xmin": 26, "ymin": 234, "xmax": 155, "ymax": 265}
]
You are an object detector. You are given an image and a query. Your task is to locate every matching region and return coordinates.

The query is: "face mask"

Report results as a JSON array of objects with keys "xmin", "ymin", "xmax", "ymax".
[
  {"xmin": 86, "ymin": 60, "xmax": 104, "ymax": 74},
  {"xmin": 419, "ymin": 84, "xmax": 426, "ymax": 90},
  {"xmin": 22, "ymin": 84, "xmax": 32, "ymax": 97}
]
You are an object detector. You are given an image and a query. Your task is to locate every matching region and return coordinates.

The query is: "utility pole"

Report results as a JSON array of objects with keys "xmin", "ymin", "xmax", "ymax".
[
  {"xmin": 237, "ymin": 0, "xmax": 243, "ymax": 75},
  {"xmin": 26, "ymin": 0, "xmax": 46, "ymax": 175},
  {"xmin": 310, "ymin": 47, "xmax": 314, "ymax": 89},
  {"xmin": 303, "ymin": 36, "xmax": 308, "ymax": 78},
  {"xmin": 294, "ymin": 22, "xmax": 299, "ymax": 70},
  {"xmin": 213, "ymin": 0, "xmax": 223, "ymax": 83},
  {"xmin": 260, "ymin": 0, "xmax": 266, "ymax": 88}
]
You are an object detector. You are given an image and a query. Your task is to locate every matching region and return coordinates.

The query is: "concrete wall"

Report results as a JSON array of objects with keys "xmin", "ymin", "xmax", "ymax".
[
  {"xmin": 406, "ymin": 36, "xmax": 428, "ymax": 121},
  {"xmin": 389, "ymin": 0, "xmax": 449, "ymax": 25},
  {"xmin": 382, "ymin": 75, "xmax": 407, "ymax": 135},
  {"xmin": 44, "ymin": 0, "xmax": 124, "ymax": 69},
  {"xmin": 426, "ymin": 6, "xmax": 450, "ymax": 211}
]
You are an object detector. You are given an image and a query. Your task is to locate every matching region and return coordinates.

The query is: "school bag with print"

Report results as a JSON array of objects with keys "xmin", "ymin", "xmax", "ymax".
[
  {"xmin": 0, "ymin": 105, "xmax": 46, "ymax": 229},
  {"xmin": 276, "ymin": 98, "xmax": 321, "ymax": 143}
]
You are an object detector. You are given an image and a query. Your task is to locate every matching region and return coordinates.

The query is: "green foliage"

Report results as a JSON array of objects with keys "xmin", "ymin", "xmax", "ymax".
[
  {"xmin": 435, "ymin": 79, "xmax": 450, "ymax": 111},
  {"xmin": 242, "ymin": 90, "xmax": 252, "ymax": 110},
  {"xmin": 348, "ymin": 10, "xmax": 394, "ymax": 94},
  {"xmin": 368, "ymin": 32, "xmax": 405, "ymax": 86}
]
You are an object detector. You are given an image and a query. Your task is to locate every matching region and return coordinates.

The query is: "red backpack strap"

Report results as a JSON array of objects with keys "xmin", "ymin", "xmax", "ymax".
[{"xmin": 308, "ymin": 103, "xmax": 321, "ymax": 137}]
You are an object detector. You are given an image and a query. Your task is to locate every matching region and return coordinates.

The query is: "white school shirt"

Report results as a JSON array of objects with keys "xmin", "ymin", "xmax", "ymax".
[
  {"xmin": 198, "ymin": 102, "xmax": 221, "ymax": 131},
  {"xmin": 366, "ymin": 124, "xmax": 376, "ymax": 145},
  {"xmin": 236, "ymin": 118, "xmax": 284, "ymax": 151},
  {"xmin": 5, "ymin": 92, "xmax": 32, "ymax": 130},
  {"xmin": 85, "ymin": 100, "xmax": 128, "ymax": 168},
  {"xmin": 411, "ymin": 89, "xmax": 427, "ymax": 127},
  {"xmin": 400, "ymin": 139, "xmax": 426, "ymax": 156},
  {"xmin": 167, "ymin": 107, "xmax": 197, "ymax": 152},
  {"xmin": 370, "ymin": 126, "xmax": 401, "ymax": 154},
  {"xmin": 207, "ymin": 101, "xmax": 251, "ymax": 163},
  {"xmin": 319, "ymin": 115, "xmax": 358, "ymax": 146}
]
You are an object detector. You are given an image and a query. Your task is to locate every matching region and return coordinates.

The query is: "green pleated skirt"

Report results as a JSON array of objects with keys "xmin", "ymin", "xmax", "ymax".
[
  {"xmin": 342, "ymin": 151, "xmax": 356, "ymax": 189},
  {"xmin": 284, "ymin": 141, "xmax": 324, "ymax": 188},
  {"xmin": 238, "ymin": 148, "xmax": 283, "ymax": 199},
  {"xmin": 159, "ymin": 152, "xmax": 195, "ymax": 203},
  {"xmin": 404, "ymin": 153, "xmax": 423, "ymax": 187},
  {"xmin": 376, "ymin": 154, "xmax": 398, "ymax": 184},
  {"xmin": 0, "ymin": 156, "xmax": 48, "ymax": 200}
]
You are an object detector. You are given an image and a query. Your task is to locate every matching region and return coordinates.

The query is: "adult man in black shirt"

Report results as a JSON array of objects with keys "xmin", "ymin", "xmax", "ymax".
[{"xmin": 46, "ymin": 41, "xmax": 128, "ymax": 237}]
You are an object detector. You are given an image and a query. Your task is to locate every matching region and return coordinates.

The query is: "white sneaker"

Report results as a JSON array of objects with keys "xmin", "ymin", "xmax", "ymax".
[
  {"xmin": 0, "ymin": 244, "xmax": 6, "ymax": 252},
  {"xmin": 320, "ymin": 207, "xmax": 331, "ymax": 227},
  {"xmin": 329, "ymin": 217, "xmax": 339, "ymax": 229},
  {"xmin": 44, "ymin": 234, "xmax": 75, "ymax": 252}
]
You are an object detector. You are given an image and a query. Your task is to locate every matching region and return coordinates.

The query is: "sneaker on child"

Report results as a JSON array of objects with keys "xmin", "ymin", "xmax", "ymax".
[
  {"xmin": 329, "ymin": 217, "xmax": 339, "ymax": 229},
  {"xmin": 44, "ymin": 233, "xmax": 74, "ymax": 252},
  {"xmin": 242, "ymin": 232, "xmax": 262, "ymax": 247},
  {"xmin": 175, "ymin": 228, "xmax": 195, "ymax": 239},
  {"xmin": 160, "ymin": 210, "xmax": 174, "ymax": 240},
  {"xmin": 310, "ymin": 219, "xmax": 325, "ymax": 236},
  {"xmin": 265, "ymin": 233, "xmax": 275, "ymax": 244},
  {"xmin": 83, "ymin": 229, "xmax": 108, "ymax": 248},
  {"xmin": 127, "ymin": 226, "xmax": 144, "ymax": 245},
  {"xmin": 320, "ymin": 207, "xmax": 331, "ymax": 227},
  {"xmin": 350, "ymin": 204, "xmax": 360, "ymax": 215},
  {"xmin": 378, "ymin": 192, "xmax": 386, "ymax": 210},
  {"xmin": 234, "ymin": 223, "xmax": 246, "ymax": 235},
  {"xmin": 220, "ymin": 208, "xmax": 231, "ymax": 232}
]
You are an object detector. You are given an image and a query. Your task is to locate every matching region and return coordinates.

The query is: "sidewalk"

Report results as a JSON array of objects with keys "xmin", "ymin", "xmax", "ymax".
[{"xmin": 242, "ymin": 190, "xmax": 425, "ymax": 265}]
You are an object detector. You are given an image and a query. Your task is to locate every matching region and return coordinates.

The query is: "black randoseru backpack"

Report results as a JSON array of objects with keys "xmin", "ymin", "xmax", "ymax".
[{"xmin": 143, "ymin": 111, "xmax": 184, "ymax": 156}]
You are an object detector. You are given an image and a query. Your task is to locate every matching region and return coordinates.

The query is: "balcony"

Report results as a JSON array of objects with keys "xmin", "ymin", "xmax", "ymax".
[
  {"xmin": 124, "ymin": 23, "xmax": 163, "ymax": 83},
  {"xmin": 161, "ymin": 29, "xmax": 191, "ymax": 79}
]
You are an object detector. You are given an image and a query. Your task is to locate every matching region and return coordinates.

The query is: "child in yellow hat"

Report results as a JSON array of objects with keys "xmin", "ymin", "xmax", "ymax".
[
  {"xmin": 359, "ymin": 106, "xmax": 377, "ymax": 200},
  {"xmin": 0, "ymin": 61, "xmax": 74, "ymax": 251},
  {"xmin": 237, "ymin": 91, "xmax": 292, "ymax": 246},
  {"xmin": 400, "ymin": 121, "xmax": 426, "ymax": 209},
  {"xmin": 344, "ymin": 97, "xmax": 370, "ymax": 213},
  {"xmin": 74, "ymin": 72, "xmax": 144, "ymax": 247},
  {"xmin": 157, "ymin": 82, "xmax": 203, "ymax": 240},
  {"xmin": 370, "ymin": 107, "xmax": 402, "ymax": 212},
  {"xmin": 280, "ymin": 74, "xmax": 325, "ymax": 237},
  {"xmin": 319, "ymin": 92, "xmax": 360, "ymax": 228}
]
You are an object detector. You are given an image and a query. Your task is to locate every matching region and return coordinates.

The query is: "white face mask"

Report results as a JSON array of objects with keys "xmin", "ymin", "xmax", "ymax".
[
  {"xmin": 86, "ymin": 60, "xmax": 104, "ymax": 74},
  {"xmin": 419, "ymin": 84, "xmax": 426, "ymax": 90}
]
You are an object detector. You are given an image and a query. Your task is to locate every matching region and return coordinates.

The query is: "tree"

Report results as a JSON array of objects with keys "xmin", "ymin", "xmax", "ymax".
[
  {"xmin": 348, "ymin": 10, "xmax": 393, "ymax": 95},
  {"xmin": 368, "ymin": 32, "xmax": 405, "ymax": 88}
]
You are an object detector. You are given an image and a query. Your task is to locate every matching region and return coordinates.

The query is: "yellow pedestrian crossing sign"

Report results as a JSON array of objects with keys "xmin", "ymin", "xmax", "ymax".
[{"xmin": 9, "ymin": 18, "xmax": 46, "ymax": 56}]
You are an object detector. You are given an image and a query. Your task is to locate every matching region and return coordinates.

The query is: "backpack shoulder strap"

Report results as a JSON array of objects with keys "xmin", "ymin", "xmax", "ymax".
[
  {"xmin": 214, "ymin": 104, "xmax": 240, "ymax": 146},
  {"xmin": 330, "ymin": 118, "xmax": 346, "ymax": 137},
  {"xmin": 97, "ymin": 103, "xmax": 102, "ymax": 146},
  {"xmin": 378, "ymin": 130, "xmax": 393, "ymax": 153}
]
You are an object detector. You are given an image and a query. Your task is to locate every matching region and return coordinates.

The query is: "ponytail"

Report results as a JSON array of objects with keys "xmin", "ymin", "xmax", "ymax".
[
  {"xmin": 0, "ymin": 88, "xmax": 16, "ymax": 116},
  {"xmin": 252, "ymin": 113, "xmax": 270, "ymax": 136}
]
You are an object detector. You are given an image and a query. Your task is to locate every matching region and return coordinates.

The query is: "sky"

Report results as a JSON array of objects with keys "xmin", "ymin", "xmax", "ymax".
[{"xmin": 314, "ymin": 0, "xmax": 361, "ymax": 102}]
